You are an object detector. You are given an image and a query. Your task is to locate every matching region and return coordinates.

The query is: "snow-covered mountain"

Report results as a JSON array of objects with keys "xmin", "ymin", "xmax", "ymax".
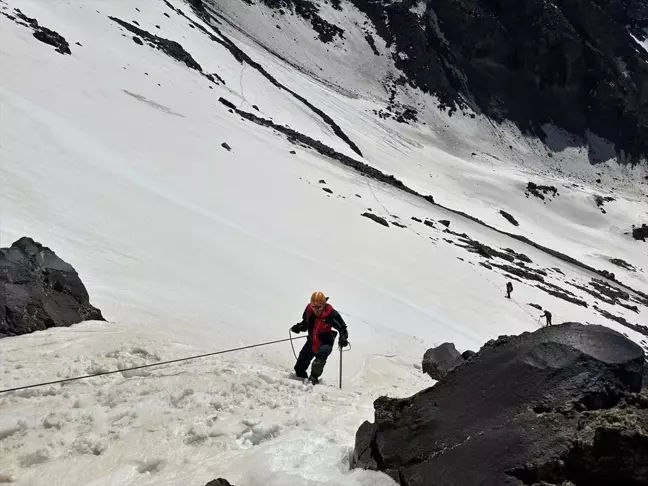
[{"xmin": 0, "ymin": 0, "xmax": 647, "ymax": 484}]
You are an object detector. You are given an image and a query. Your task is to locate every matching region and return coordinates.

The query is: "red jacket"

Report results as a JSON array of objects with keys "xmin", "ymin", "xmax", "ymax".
[{"xmin": 296, "ymin": 303, "xmax": 348, "ymax": 352}]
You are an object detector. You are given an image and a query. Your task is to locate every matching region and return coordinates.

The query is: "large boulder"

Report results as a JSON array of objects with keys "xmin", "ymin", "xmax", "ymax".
[
  {"xmin": 0, "ymin": 237, "xmax": 104, "ymax": 337},
  {"xmin": 353, "ymin": 323, "xmax": 647, "ymax": 486},
  {"xmin": 421, "ymin": 342, "xmax": 464, "ymax": 380}
]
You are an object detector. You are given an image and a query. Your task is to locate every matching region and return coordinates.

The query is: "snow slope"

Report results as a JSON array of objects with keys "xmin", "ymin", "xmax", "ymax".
[{"xmin": 1, "ymin": 0, "xmax": 647, "ymax": 485}]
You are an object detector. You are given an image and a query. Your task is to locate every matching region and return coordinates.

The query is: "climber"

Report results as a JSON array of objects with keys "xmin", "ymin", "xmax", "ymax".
[
  {"xmin": 291, "ymin": 291, "xmax": 349, "ymax": 384},
  {"xmin": 542, "ymin": 310, "xmax": 553, "ymax": 326},
  {"xmin": 506, "ymin": 281, "xmax": 513, "ymax": 299}
]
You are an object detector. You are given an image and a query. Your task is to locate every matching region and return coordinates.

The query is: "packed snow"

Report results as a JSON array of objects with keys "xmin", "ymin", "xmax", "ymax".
[{"xmin": 1, "ymin": 0, "xmax": 647, "ymax": 485}]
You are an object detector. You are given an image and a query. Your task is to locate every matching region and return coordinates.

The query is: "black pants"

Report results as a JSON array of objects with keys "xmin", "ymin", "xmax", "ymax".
[{"xmin": 294, "ymin": 340, "xmax": 333, "ymax": 379}]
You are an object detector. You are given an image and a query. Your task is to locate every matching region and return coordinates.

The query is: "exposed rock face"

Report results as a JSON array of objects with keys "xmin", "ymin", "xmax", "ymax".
[
  {"xmin": 353, "ymin": 323, "xmax": 646, "ymax": 486},
  {"xmin": 634, "ymin": 224, "xmax": 648, "ymax": 241},
  {"xmin": 421, "ymin": 342, "xmax": 464, "ymax": 380},
  {"xmin": 344, "ymin": 0, "xmax": 648, "ymax": 162},
  {"xmin": 0, "ymin": 237, "xmax": 104, "ymax": 338}
]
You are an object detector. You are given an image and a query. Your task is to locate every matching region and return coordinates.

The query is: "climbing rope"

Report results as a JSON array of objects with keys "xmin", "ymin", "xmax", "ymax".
[{"xmin": 0, "ymin": 335, "xmax": 307, "ymax": 395}]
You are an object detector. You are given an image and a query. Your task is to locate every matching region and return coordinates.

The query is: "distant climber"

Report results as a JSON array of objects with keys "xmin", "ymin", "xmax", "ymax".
[
  {"xmin": 541, "ymin": 310, "xmax": 553, "ymax": 326},
  {"xmin": 291, "ymin": 291, "xmax": 349, "ymax": 384},
  {"xmin": 506, "ymin": 281, "xmax": 513, "ymax": 299}
]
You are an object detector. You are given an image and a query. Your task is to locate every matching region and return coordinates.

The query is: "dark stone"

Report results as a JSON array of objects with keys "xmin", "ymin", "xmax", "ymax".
[
  {"xmin": 633, "ymin": 224, "xmax": 648, "ymax": 242},
  {"xmin": 109, "ymin": 17, "xmax": 203, "ymax": 71},
  {"xmin": 75, "ymin": 42, "xmax": 83, "ymax": 47},
  {"xmin": 439, "ymin": 220, "xmax": 450, "ymax": 227},
  {"xmin": 253, "ymin": 104, "xmax": 259, "ymax": 111},
  {"xmin": 422, "ymin": 343, "xmax": 464, "ymax": 380},
  {"xmin": 133, "ymin": 36, "xmax": 143, "ymax": 45},
  {"xmin": 527, "ymin": 182, "xmax": 558, "ymax": 200},
  {"xmin": 318, "ymin": 179, "xmax": 326, "ymax": 184},
  {"xmin": 352, "ymin": 323, "xmax": 647, "ymax": 486},
  {"xmin": 221, "ymin": 142, "xmax": 232, "ymax": 151},
  {"xmin": 365, "ymin": 33, "xmax": 379, "ymax": 56},
  {"xmin": 361, "ymin": 213, "xmax": 389, "ymax": 227},
  {"xmin": 8, "ymin": 10, "xmax": 72, "ymax": 55},
  {"xmin": 205, "ymin": 480, "xmax": 234, "ymax": 486},
  {"xmin": 461, "ymin": 350, "xmax": 476, "ymax": 360},
  {"xmin": 322, "ymin": 187, "xmax": 333, "ymax": 194},
  {"xmin": 411, "ymin": 217, "xmax": 423, "ymax": 223},
  {"xmin": 0, "ymin": 237, "xmax": 105, "ymax": 337},
  {"xmin": 392, "ymin": 221, "xmax": 407, "ymax": 228},
  {"xmin": 595, "ymin": 195, "xmax": 615, "ymax": 208},
  {"xmin": 528, "ymin": 303, "xmax": 543, "ymax": 310},
  {"xmin": 423, "ymin": 220, "xmax": 435, "ymax": 228},
  {"xmin": 609, "ymin": 258, "xmax": 636, "ymax": 272},
  {"xmin": 499, "ymin": 210, "xmax": 519, "ymax": 227},
  {"xmin": 290, "ymin": 150, "xmax": 296, "ymax": 154}
]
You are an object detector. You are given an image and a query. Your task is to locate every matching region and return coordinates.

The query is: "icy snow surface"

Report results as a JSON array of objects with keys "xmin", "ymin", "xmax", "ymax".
[{"xmin": 1, "ymin": 0, "xmax": 647, "ymax": 485}]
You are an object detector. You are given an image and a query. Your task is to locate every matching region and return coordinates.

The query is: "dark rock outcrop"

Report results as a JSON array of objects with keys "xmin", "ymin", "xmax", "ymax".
[
  {"xmin": 4, "ymin": 9, "xmax": 72, "ymax": 55},
  {"xmin": 0, "ymin": 237, "xmax": 104, "ymax": 338},
  {"xmin": 346, "ymin": 0, "xmax": 648, "ymax": 162},
  {"xmin": 610, "ymin": 258, "xmax": 637, "ymax": 272},
  {"xmin": 526, "ymin": 182, "xmax": 558, "ymax": 200},
  {"xmin": 421, "ymin": 342, "xmax": 464, "ymax": 380},
  {"xmin": 205, "ymin": 480, "xmax": 234, "ymax": 486},
  {"xmin": 633, "ymin": 224, "xmax": 648, "ymax": 241},
  {"xmin": 353, "ymin": 323, "xmax": 647, "ymax": 486},
  {"xmin": 361, "ymin": 212, "xmax": 389, "ymax": 227},
  {"xmin": 499, "ymin": 210, "xmax": 519, "ymax": 227}
]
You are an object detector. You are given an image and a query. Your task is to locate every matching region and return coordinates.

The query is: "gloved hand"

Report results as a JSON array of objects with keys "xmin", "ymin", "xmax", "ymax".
[
  {"xmin": 339, "ymin": 336, "xmax": 349, "ymax": 348},
  {"xmin": 291, "ymin": 324, "xmax": 303, "ymax": 333}
]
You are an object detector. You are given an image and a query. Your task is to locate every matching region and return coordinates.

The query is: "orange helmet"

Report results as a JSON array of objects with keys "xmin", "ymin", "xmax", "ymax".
[{"xmin": 310, "ymin": 291, "xmax": 327, "ymax": 306}]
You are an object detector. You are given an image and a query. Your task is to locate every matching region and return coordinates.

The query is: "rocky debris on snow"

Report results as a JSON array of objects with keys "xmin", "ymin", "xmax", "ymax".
[
  {"xmin": 391, "ymin": 221, "xmax": 407, "ymax": 228},
  {"xmin": 221, "ymin": 142, "xmax": 232, "ymax": 151},
  {"xmin": 411, "ymin": 217, "xmax": 422, "ymax": 223},
  {"xmin": 423, "ymin": 220, "xmax": 435, "ymax": 228},
  {"xmin": 499, "ymin": 210, "xmax": 519, "ymax": 226},
  {"xmin": 633, "ymin": 224, "xmax": 648, "ymax": 242},
  {"xmin": 344, "ymin": 0, "xmax": 648, "ymax": 162},
  {"xmin": 525, "ymin": 182, "xmax": 558, "ymax": 200},
  {"xmin": 3, "ymin": 9, "xmax": 72, "ymax": 55},
  {"xmin": 538, "ymin": 284, "xmax": 588, "ymax": 308},
  {"xmin": 439, "ymin": 220, "xmax": 450, "ymax": 228},
  {"xmin": 167, "ymin": 4, "xmax": 362, "ymax": 157},
  {"xmin": 528, "ymin": 303, "xmax": 543, "ymax": 310},
  {"xmin": 318, "ymin": 179, "xmax": 326, "ymax": 184},
  {"xmin": 610, "ymin": 258, "xmax": 637, "ymax": 272},
  {"xmin": 289, "ymin": 150, "xmax": 296, "ymax": 154},
  {"xmin": 361, "ymin": 213, "xmax": 389, "ymax": 228},
  {"xmin": 322, "ymin": 187, "xmax": 333, "ymax": 194},
  {"xmin": 455, "ymin": 237, "xmax": 532, "ymax": 266},
  {"xmin": 491, "ymin": 263, "xmax": 546, "ymax": 282},
  {"xmin": 109, "ymin": 16, "xmax": 225, "ymax": 87},
  {"xmin": 352, "ymin": 323, "xmax": 647, "ymax": 486},
  {"xmin": 373, "ymin": 79, "xmax": 419, "ymax": 124},
  {"xmin": 0, "ymin": 237, "xmax": 105, "ymax": 338},
  {"xmin": 422, "ymin": 343, "xmax": 465, "ymax": 381},
  {"xmin": 594, "ymin": 306, "xmax": 648, "ymax": 339},
  {"xmin": 594, "ymin": 195, "xmax": 615, "ymax": 213},
  {"xmin": 216, "ymin": 98, "xmax": 438, "ymax": 206},
  {"xmin": 252, "ymin": 0, "xmax": 344, "ymax": 43},
  {"xmin": 365, "ymin": 33, "xmax": 379, "ymax": 56}
]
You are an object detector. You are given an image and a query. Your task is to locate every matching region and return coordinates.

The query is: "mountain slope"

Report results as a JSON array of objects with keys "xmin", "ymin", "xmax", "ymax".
[{"xmin": 0, "ymin": 0, "xmax": 647, "ymax": 484}]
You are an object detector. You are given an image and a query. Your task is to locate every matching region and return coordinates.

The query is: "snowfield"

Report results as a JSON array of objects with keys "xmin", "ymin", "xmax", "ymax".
[{"xmin": 1, "ymin": 0, "xmax": 647, "ymax": 485}]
